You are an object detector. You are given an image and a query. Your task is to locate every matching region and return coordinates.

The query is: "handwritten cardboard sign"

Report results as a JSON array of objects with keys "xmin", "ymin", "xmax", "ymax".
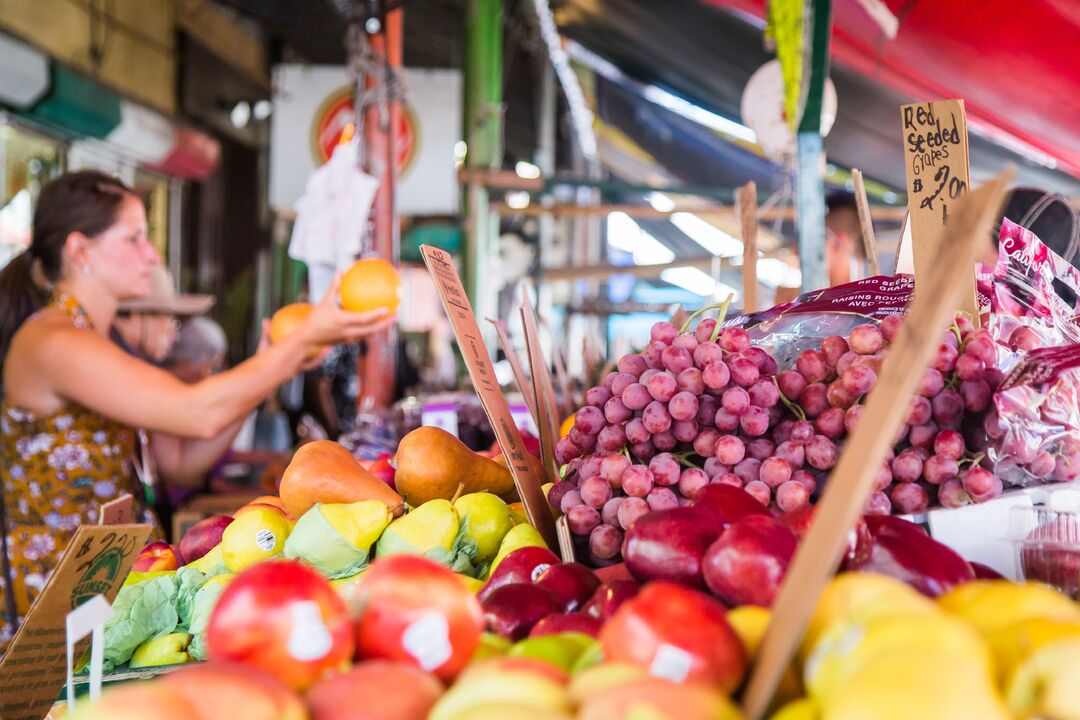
[
  {"xmin": 900, "ymin": 99, "xmax": 978, "ymax": 319},
  {"xmin": 520, "ymin": 289, "xmax": 561, "ymax": 482},
  {"xmin": 97, "ymin": 494, "xmax": 133, "ymax": 526},
  {"xmin": 740, "ymin": 170, "xmax": 1011, "ymax": 720},
  {"xmin": 420, "ymin": 245, "xmax": 557, "ymax": 550},
  {"xmin": 0, "ymin": 523, "xmax": 151, "ymax": 720}
]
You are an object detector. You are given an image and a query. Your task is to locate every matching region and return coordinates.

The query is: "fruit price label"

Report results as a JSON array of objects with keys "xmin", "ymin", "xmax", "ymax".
[
  {"xmin": 420, "ymin": 245, "xmax": 558, "ymax": 551},
  {"xmin": 900, "ymin": 98, "xmax": 978, "ymax": 321},
  {"xmin": 0, "ymin": 523, "xmax": 151, "ymax": 720}
]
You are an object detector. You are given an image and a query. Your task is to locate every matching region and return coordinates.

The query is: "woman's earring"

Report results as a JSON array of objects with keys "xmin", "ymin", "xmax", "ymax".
[{"xmin": 81, "ymin": 265, "xmax": 91, "ymax": 276}]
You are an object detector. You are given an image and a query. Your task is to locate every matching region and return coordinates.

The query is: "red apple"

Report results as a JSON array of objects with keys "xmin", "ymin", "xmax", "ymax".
[
  {"xmin": 133, "ymin": 540, "xmax": 181, "ymax": 572},
  {"xmin": 368, "ymin": 455, "xmax": 397, "ymax": 491},
  {"xmin": 702, "ymin": 514, "xmax": 797, "ymax": 607},
  {"xmin": 780, "ymin": 506, "xmax": 873, "ymax": 569},
  {"xmin": 582, "ymin": 580, "xmax": 640, "ymax": 621},
  {"xmin": 353, "ymin": 555, "xmax": 483, "ymax": 681},
  {"xmin": 863, "ymin": 513, "xmax": 929, "ymax": 538},
  {"xmin": 529, "ymin": 612, "xmax": 603, "ymax": 638},
  {"xmin": 599, "ymin": 582, "xmax": 746, "ymax": 691},
  {"xmin": 179, "ymin": 515, "xmax": 233, "ymax": 565},
  {"xmin": 305, "ymin": 659, "xmax": 443, "ymax": 720},
  {"xmin": 692, "ymin": 484, "xmax": 769, "ymax": 526},
  {"xmin": 849, "ymin": 517, "xmax": 975, "ymax": 597},
  {"xmin": 477, "ymin": 546, "xmax": 560, "ymax": 602},
  {"xmin": 534, "ymin": 562, "xmax": 601, "ymax": 612},
  {"xmin": 481, "ymin": 583, "xmax": 564, "ymax": 641},
  {"xmin": 207, "ymin": 560, "xmax": 353, "ymax": 691},
  {"xmin": 161, "ymin": 662, "xmax": 307, "ymax": 720},
  {"xmin": 970, "ymin": 562, "xmax": 1005, "ymax": 580},
  {"xmin": 622, "ymin": 507, "xmax": 724, "ymax": 588}
]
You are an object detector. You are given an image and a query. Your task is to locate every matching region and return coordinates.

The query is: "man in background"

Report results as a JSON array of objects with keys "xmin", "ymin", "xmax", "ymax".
[{"xmin": 825, "ymin": 191, "xmax": 867, "ymax": 286}]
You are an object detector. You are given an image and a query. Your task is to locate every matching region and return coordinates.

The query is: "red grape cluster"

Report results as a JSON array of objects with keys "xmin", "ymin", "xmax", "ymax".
[
  {"xmin": 781, "ymin": 314, "xmax": 1007, "ymax": 514},
  {"xmin": 551, "ymin": 312, "xmax": 1013, "ymax": 564}
]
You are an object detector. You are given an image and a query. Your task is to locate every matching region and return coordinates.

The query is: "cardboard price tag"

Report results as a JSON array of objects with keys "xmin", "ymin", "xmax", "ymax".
[
  {"xmin": 900, "ymin": 98, "xmax": 977, "ymax": 320},
  {"xmin": 740, "ymin": 170, "xmax": 1012, "ymax": 720},
  {"xmin": 97, "ymin": 494, "xmax": 133, "ymax": 526},
  {"xmin": 487, "ymin": 318, "xmax": 540, "ymax": 432},
  {"xmin": 0, "ymin": 523, "xmax": 151, "ymax": 720},
  {"xmin": 738, "ymin": 181, "xmax": 759, "ymax": 313},
  {"xmin": 420, "ymin": 246, "xmax": 557, "ymax": 550},
  {"xmin": 520, "ymin": 287, "xmax": 560, "ymax": 483}
]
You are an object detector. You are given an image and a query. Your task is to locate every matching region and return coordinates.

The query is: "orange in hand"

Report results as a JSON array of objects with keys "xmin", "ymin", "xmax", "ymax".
[
  {"xmin": 269, "ymin": 303, "xmax": 314, "ymax": 344},
  {"xmin": 340, "ymin": 258, "xmax": 401, "ymax": 314}
]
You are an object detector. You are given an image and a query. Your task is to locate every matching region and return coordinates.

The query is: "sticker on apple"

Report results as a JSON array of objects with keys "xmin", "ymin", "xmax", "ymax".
[
  {"xmin": 287, "ymin": 600, "xmax": 334, "ymax": 661},
  {"xmin": 402, "ymin": 611, "xmax": 453, "ymax": 671},
  {"xmin": 649, "ymin": 643, "xmax": 693, "ymax": 683}
]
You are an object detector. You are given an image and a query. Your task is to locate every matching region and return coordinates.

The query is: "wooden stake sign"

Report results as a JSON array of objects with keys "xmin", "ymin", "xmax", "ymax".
[
  {"xmin": 900, "ymin": 99, "xmax": 978, "ymax": 319},
  {"xmin": 738, "ymin": 181, "xmax": 759, "ymax": 313},
  {"xmin": 851, "ymin": 169, "xmax": 881, "ymax": 276},
  {"xmin": 420, "ymin": 246, "xmax": 557, "ymax": 549},
  {"xmin": 487, "ymin": 317, "xmax": 540, "ymax": 426},
  {"xmin": 520, "ymin": 288, "xmax": 560, "ymax": 482},
  {"xmin": 0, "ymin": 523, "xmax": 151, "ymax": 720},
  {"xmin": 741, "ymin": 171, "xmax": 1012, "ymax": 720}
]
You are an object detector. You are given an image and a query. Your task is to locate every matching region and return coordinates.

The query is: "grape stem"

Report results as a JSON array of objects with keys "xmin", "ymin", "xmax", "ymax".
[
  {"xmin": 774, "ymin": 377, "xmax": 807, "ymax": 421},
  {"xmin": 558, "ymin": 463, "xmax": 569, "ymax": 479},
  {"xmin": 959, "ymin": 452, "xmax": 986, "ymax": 469},
  {"xmin": 672, "ymin": 451, "xmax": 703, "ymax": 469},
  {"xmin": 709, "ymin": 294, "xmax": 736, "ymax": 343},
  {"xmin": 679, "ymin": 295, "xmax": 734, "ymax": 335}
]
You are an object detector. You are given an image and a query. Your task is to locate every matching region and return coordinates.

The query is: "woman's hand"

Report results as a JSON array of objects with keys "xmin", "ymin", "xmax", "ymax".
[{"xmin": 297, "ymin": 275, "xmax": 395, "ymax": 350}]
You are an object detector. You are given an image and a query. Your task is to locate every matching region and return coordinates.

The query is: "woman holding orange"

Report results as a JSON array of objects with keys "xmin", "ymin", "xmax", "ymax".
[{"xmin": 0, "ymin": 171, "xmax": 394, "ymax": 652}]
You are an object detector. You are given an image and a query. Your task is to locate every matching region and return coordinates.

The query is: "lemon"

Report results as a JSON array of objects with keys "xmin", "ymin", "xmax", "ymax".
[
  {"xmin": 455, "ymin": 493, "xmax": 516, "ymax": 563},
  {"xmin": 938, "ymin": 580, "xmax": 1080, "ymax": 637},
  {"xmin": 221, "ymin": 506, "xmax": 293, "ymax": 572}
]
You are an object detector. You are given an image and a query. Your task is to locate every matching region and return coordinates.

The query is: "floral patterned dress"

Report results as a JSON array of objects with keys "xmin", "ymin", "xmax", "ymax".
[{"xmin": 0, "ymin": 294, "xmax": 156, "ymax": 654}]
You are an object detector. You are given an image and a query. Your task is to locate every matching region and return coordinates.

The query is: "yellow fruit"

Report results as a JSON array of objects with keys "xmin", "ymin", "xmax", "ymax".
[
  {"xmin": 728, "ymin": 605, "xmax": 802, "ymax": 704},
  {"xmin": 488, "ymin": 524, "xmax": 548, "ymax": 578},
  {"xmin": 1007, "ymin": 637, "xmax": 1080, "ymax": 719},
  {"xmin": 509, "ymin": 633, "xmax": 596, "ymax": 673},
  {"xmin": 129, "ymin": 633, "xmax": 191, "ymax": 668},
  {"xmin": 428, "ymin": 663, "xmax": 571, "ymax": 720},
  {"xmin": 187, "ymin": 544, "xmax": 224, "ymax": 574},
  {"xmin": 506, "ymin": 502, "xmax": 529, "ymax": 526},
  {"xmin": 320, "ymin": 500, "xmax": 393, "ymax": 549},
  {"xmin": 340, "ymin": 257, "xmax": 401, "ymax": 314},
  {"xmin": 221, "ymin": 506, "xmax": 293, "ymax": 572},
  {"xmin": 123, "ymin": 570, "xmax": 175, "ymax": 587},
  {"xmin": 770, "ymin": 699, "xmax": 820, "ymax": 720},
  {"xmin": 938, "ymin": 580, "xmax": 1080, "ymax": 637},
  {"xmin": 559, "ymin": 416, "xmax": 575, "ymax": 438},
  {"xmin": 459, "ymin": 574, "xmax": 486, "ymax": 594},
  {"xmin": 472, "ymin": 633, "xmax": 512, "ymax": 661},
  {"xmin": 802, "ymin": 572, "xmax": 938, "ymax": 661},
  {"xmin": 454, "ymin": 493, "xmax": 516, "ymax": 563},
  {"xmin": 202, "ymin": 572, "xmax": 234, "ymax": 590},
  {"xmin": 568, "ymin": 662, "xmax": 647, "ymax": 705},
  {"xmin": 986, "ymin": 617, "xmax": 1080, "ymax": 685},
  {"xmin": 806, "ymin": 612, "xmax": 992, "ymax": 705},
  {"xmin": 376, "ymin": 499, "xmax": 474, "ymax": 573},
  {"xmin": 436, "ymin": 703, "xmax": 573, "ymax": 720},
  {"xmin": 822, "ymin": 650, "xmax": 1009, "ymax": 720}
]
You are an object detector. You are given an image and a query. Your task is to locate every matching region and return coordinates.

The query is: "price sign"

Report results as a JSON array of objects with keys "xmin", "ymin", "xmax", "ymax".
[
  {"xmin": 900, "ymin": 99, "xmax": 978, "ymax": 320},
  {"xmin": 0, "ymin": 524, "xmax": 151, "ymax": 720},
  {"xmin": 420, "ymin": 246, "xmax": 557, "ymax": 550}
]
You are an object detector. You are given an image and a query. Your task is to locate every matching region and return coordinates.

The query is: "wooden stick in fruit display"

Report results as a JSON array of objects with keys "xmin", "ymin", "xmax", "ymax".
[
  {"xmin": 738, "ymin": 181, "xmax": 759, "ymax": 313},
  {"xmin": 419, "ymin": 245, "xmax": 557, "ymax": 550},
  {"xmin": 539, "ymin": 312, "xmax": 577, "ymax": 415},
  {"xmin": 487, "ymin": 317, "xmax": 540, "ymax": 426},
  {"xmin": 851, "ymin": 169, "xmax": 881, "ymax": 276},
  {"xmin": 555, "ymin": 515, "xmax": 576, "ymax": 562},
  {"xmin": 519, "ymin": 286, "xmax": 560, "ymax": 482},
  {"xmin": 669, "ymin": 304, "xmax": 688, "ymax": 328},
  {"xmin": 740, "ymin": 170, "xmax": 1012, "ymax": 720}
]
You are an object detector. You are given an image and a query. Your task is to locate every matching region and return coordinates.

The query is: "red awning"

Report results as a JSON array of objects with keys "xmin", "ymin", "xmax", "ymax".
[{"xmin": 710, "ymin": 0, "xmax": 1080, "ymax": 177}]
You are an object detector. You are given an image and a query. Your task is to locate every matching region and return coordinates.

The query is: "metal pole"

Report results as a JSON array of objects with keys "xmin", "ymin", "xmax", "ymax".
[
  {"xmin": 359, "ymin": 6, "xmax": 402, "ymax": 409},
  {"xmin": 463, "ymin": 0, "xmax": 504, "ymax": 340}
]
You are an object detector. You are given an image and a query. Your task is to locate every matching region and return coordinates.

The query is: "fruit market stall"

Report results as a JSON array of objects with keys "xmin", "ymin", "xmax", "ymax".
[{"xmin": 19, "ymin": 159, "xmax": 1080, "ymax": 720}]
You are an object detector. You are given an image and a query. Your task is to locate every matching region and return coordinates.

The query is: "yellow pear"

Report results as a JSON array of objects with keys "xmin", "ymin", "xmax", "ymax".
[
  {"xmin": 488, "ymin": 523, "xmax": 548, "ymax": 577},
  {"xmin": 221, "ymin": 506, "xmax": 293, "ymax": 572},
  {"xmin": 770, "ymin": 699, "xmax": 820, "ymax": 720},
  {"xmin": 822, "ymin": 650, "xmax": 1009, "ymax": 720},
  {"xmin": 1006, "ymin": 637, "xmax": 1080, "ymax": 720},
  {"xmin": 129, "ymin": 633, "xmax": 192, "ymax": 668},
  {"xmin": 938, "ymin": 580, "xmax": 1080, "ymax": 637},
  {"xmin": 454, "ymin": 493, "xmax": 516, "ymax": 563},
  {"xmin": 802, "ymin": 572, "xmax": 938, "ymax": 662},
  {"xmin": 567, "ymin": 662, "xmax": 647, "ymax": 705},
  {"xmin": 728, "ymin": 605, "xmax": 802, "ymax": 703},
  {"xmin": 320, "ymin": 499, "xmax": 393, "ymax": 549},
  {"xmin": 186, "ymin": 544, "xmax": 224, "ymax": 574},
  {"xmin": 805, "ymin": 612, "xmax": 993, "ymax": 705},
  {"xmin": 986, "ymin": 617, "xmax": 1080, "ymax": 684},
  {"xmin": 428, "ymin": 663, "xmax": 571, "ymax": 720}
]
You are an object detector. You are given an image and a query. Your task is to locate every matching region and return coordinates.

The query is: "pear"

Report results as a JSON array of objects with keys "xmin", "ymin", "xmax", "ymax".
[
  {"xmin": 1006, "ymin": 637, "xmax": 1080, "ymax": 720},
  {"xmin": 938, "ymin": 580, "xmax": 1080, "ymax": 637},
  {"xmin": 488, "ymin": 524, "xmax": 549, "ymax": 577},
  {"xmin": 376, "ymin": 499, "xmax": 477, "ymax": 574},
  {"xmin": 130, "ymin": 632, "xmax": 192, "ymax": 668},
  {"xmin": 454, "ymin": 493, "xmax": 515, "ymax": 563}
]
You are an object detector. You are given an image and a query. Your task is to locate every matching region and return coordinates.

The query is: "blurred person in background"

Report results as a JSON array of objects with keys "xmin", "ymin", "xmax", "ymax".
[
  {"xmin": 0, "ymin": 170, "xmax": 393, "ymax": 652},
  {"xmin": 164, "ymin": 316, "xmax": 228, "ymax": 384},
  {"xmin": 825, "ymin": 191, "xmax": 868, "ymax": 286}
]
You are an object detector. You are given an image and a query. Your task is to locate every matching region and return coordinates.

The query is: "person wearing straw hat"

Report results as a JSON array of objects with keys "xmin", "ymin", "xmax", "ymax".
[{"xmin": 112, "ymin": 266, "xmax": 215, "ymax": 365}]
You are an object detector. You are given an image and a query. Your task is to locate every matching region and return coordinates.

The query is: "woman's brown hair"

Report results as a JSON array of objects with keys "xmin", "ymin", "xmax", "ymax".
[{"xmin": 0, "ymin": 170, "xmax": 134, "ymax": 364}]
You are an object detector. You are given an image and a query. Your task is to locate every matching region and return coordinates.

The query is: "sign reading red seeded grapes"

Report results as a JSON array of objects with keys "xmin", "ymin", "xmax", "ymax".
[{"xmin": 900, "ymin": 99, "xmax": 978, "ymax": 322}]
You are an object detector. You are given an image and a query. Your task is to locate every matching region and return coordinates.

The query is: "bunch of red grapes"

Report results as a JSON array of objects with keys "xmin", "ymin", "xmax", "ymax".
[{"xmin": 551, "ymin": 312, "xmax": 1012, "ymax": 565}]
